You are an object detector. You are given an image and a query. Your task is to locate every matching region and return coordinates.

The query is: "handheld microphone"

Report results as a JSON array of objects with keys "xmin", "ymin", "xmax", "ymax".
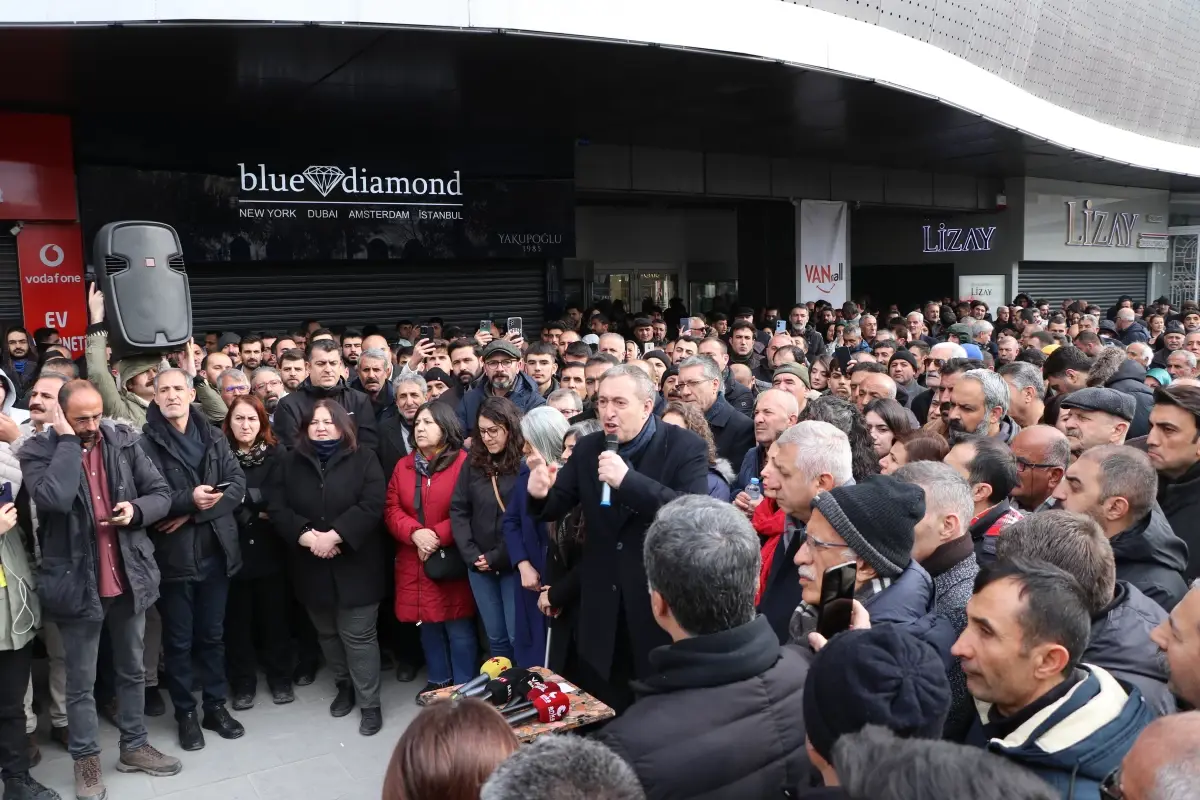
[
  {"xmin": 506, "ymin": 689, "xmax": 571, "ymax": 727},
  {"xmin": 480, "ymin": 668, "xmax": 533, "ymax": 706},
  {"xmin": 450, "ymin": 656, "xmax": 512, "ymax": 699},
  {"xmin": 600, "ymin": 433, "xmax": 619, "ymax": 507}
]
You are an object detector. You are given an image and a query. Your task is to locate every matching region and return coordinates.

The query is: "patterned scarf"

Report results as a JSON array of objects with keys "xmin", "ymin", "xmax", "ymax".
[{"xmin": 234, "ymin": 441, "xmax": 269, "ymax": 469}]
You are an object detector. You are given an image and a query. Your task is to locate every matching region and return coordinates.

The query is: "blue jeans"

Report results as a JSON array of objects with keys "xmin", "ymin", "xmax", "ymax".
[
  {"xmin": 158, "ymin": 555, "xmax": 230, "ymax": 717},
  {"xmin": 419, "ymin": 619, "xmax": 477, "ymax": 686},
  {"xmin": 467, "ymin": 569, "xmax": 517, "ymax": 662}
]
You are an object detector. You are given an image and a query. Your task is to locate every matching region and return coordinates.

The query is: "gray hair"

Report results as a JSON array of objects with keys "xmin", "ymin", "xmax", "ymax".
[
  {"xmin": 599, "ymin": 363, "xmax": 657, "ymax": 403},
  {"xmin": 1116, "ymin": 307, "xmax": 1136, "ymax": 322},
  {"xmin": 1170, "ymin": 349, "xmax": 1198, "ymax": 369},
  {"xmin": 843, "ymin": 324, "xmax": 862, "ymax": 338},
  {"xmin": 217, "ymin": 368, "xmax": 248, "ymax": 388},
  {"xmin": 907, "ymin": 311, "xmax": 923, "ymax": 322},
  {"xmin": 358, "ymin": 347, "xmax": 390, "ymax": 367},
  {"xmin": 777, "ymin": 421, "xmax": 853, "ymax": 485},
  {"xmin": 998, "ymin": 361, "xmax": 1045, "ymax": 397},
  {"xmin": 1126, "ymin": 342, "xmax": 1154, "ymax": 366},
  {"xmin": 1080, "ymin": 444, "xmax": 1158, "ymax": 520},
  {"xmin": 520, "ymin": 407, "xmax": 570, "ymax": 466},
  {"xmin": 250, "ymin": 366, "xmax": 282, "ymax": 386},
  {"xmin": 971, "ymin": 319, "xmax": 994, "ymax": 335},
  {"xmin": 960, "ymin": 368, "xmax": 1010, "ymax": 415},
  {"xmin": 1080, "ymin": 314, "xmax": 1099, "ymax": 327},
  {"xmin": 566, "ymin": 419, "xmax": 602, "ymax": 442},
  {"xmin": 153, "ymin": 367, "xmax": 191, "ymax": 391},
  {"xmin": 930, "ymin": 342, "xmax": 968, "ymax": 360},
  {"xmin": 394, "ymin": 373, "xmax": 428, "ymax": 395},
  {"xmin": 480, "ymin": 735, "xmax": 645, "ymax": 800},
  {"xmin": 644, "ymin": 495, "xmax": 760, "ymax": 636},
  {"xmin": 598, "ymin": 332, "xmax": 626, "ymax": 349},
  {"xmin": 894, "ymin": 461, "xmax": 973, "ymax": 540},
  {"xmin": 834, "ymin": 726, "xmax": 1058, "ymax": 800},
  {"xmin": 756, "ymin": 387, "xmax": 800, "ymax": 418},
  {"xmin": 678, "ymin": 354, "xmax": 721, "ymax": 382},
  {"xmin": 546, "ymin": 388, "xmax": 583, "ymax": 414},
  {"xmin": 1151, "ymin": 747, "xmax": 1200, "ymax": 800}
]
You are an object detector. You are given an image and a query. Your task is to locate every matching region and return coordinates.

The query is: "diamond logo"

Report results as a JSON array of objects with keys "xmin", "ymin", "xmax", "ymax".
[{"xmin": 302, "ymin": 166, "xmax": 345, "ymax": 197}]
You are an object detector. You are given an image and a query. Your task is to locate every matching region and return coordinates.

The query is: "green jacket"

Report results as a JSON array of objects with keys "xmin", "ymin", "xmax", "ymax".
[
  {"xmin": 0, "ymin": 524, "xmax": 40, "ymax": 651},
  {"xmin": 86, "ymin": 330, "xmax": 227, "ymax": 426}
]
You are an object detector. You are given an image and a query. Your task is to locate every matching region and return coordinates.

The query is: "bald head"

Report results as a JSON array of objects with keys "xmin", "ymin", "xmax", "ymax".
[
  {"xmin": 856, "ymin": 372, "xmax": 897, "ymax": 411},
  {"xmin": 1120, "ymin": 712, "xmax": 1200, "ymax": 800},
  {"xmin": 729, "ymin": 362, "xmax": 754, "ymax": 391}
]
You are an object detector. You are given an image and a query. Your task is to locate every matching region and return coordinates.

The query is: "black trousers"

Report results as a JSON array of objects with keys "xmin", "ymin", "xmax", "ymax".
[
  {"xmin": 0, "ymin": 644, "xmax": 33, "ymax": 779},
  {"xmin": 225, "ymin": 571, "xmax": 292, "ymax": 690}
]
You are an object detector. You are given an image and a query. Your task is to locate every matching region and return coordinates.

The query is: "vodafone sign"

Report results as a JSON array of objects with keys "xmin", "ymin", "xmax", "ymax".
[{"xmin": 16, "ymin": 223, "xmax": 87, "ymax": 357}]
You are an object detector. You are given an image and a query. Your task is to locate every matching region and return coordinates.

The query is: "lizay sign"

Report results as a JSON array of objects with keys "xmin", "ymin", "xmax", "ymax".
[
  {"xmin": 1065, "ymin": 199, "xmax": 1140, "ymax": 248},
  {"xmin": 922, "ymin": 223, "xmax": 996, "ymax": 253},
  {"xmin": 238, "ymin": 163, "xmax": 464, "ymax": 221}
]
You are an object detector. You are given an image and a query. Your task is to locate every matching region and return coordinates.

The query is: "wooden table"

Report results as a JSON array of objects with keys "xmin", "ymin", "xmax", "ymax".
[{"xmin": 418, "ymin": 667, "xmax": 616, "ymax": 742}]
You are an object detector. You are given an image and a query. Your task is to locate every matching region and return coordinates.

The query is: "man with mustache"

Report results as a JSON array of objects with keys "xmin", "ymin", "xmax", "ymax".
[
  {"xmin": 18, "ymin": 381, "xmax": 178, "ymax": 798},
  {"xmin": 277, "ymin": 350, "xmax": 307, "ymax": 393},
  {"xmin": 946, "ymin": 369, "xmax": 1019, "ymax": 445},
  {"xmin": 350, "ymin": 349, "xmax": 394, "ymax": 424},
  {"xmin": 445, "ymin": 338, "xmax": 482, "ymax": 405},
  {"xmin": 755, "ymin": 420, "xmax": 853, "ymax": 643},
  {"xmin": 249, "ymin": 367, "xmax": 287, "ymax": 417},
  {"xmin": 456, "ymin": 340, "xmax": 546, "ymax": 437}
]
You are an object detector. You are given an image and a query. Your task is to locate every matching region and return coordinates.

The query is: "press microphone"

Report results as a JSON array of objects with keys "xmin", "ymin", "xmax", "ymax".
[
  {"xmin": 500, "ymin": 681, "xmax": 560, "ymax": 718},
  {"xmin": 600, "ymin": 433, "xmax": 619, "ymax": 507},
  {"xmin": 450, "ymin": 657, "xmax": 512, "ymax": 699},
  {"xmin": 506, "ymin": 688, "xmax": 571, "ymax": 726},
  {"xmin": 480, "ymin": 668, "xmax": 534, "ymax": 706}
]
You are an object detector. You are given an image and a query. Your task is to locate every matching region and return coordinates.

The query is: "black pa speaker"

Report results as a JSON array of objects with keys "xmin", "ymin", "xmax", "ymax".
[{"xmin": 92, "ymin": 221, "xmax": 192, "ymax": 359}]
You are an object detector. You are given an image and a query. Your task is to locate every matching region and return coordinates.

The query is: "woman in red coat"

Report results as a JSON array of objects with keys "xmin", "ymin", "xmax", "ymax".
[{"xmin": 385, "ymin": 401, "xmax": 477, "ymax": 697}]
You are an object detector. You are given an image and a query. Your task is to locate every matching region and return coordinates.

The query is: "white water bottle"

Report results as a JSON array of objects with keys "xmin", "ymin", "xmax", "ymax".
[{"xmin": 745, "ymin": 478, "xmax": 762, "ymax": 503}]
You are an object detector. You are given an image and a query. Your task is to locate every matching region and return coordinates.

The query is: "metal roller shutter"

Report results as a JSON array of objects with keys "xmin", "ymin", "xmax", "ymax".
[
  {"xmin": 0, "ymin": 231, "xmax": 25, "ymax": 327},
  {"xmin": 187, "ymin": 261, "xmax": 546, "ymax": 335},
  {"xmin": 1017, "ymin": 262, "xmax": 1150, "ymax": 309}
]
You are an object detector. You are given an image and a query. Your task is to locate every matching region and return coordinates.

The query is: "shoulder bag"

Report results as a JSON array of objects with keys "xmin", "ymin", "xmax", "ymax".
[{"xmin": 417, "ymin": 466, "xmax": 468, "ymax": 581}]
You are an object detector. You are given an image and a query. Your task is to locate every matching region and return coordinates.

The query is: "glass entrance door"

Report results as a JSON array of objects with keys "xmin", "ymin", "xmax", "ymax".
[
  {"xmin": 591, "ymin": 270, "xmax": 633, "ymax": 308},
  {"xmin": 637, "ymin": 271, "xmax": 677, "ymax": 310}
]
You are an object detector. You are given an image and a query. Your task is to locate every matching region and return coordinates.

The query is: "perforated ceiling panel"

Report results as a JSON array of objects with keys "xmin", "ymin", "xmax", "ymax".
[{"xmin": 788, "ymin": 0, "xmax": 1200, "ymax": 148}]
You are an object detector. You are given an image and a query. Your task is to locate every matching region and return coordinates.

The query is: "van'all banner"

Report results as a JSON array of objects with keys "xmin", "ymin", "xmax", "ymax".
[
  {"xmin": 797, "ymin": 200, "xmax": 848, "ymax": 307},
  {"xmin": 77, "ymin": 164, "xmax": 574, "ymax": 263}
]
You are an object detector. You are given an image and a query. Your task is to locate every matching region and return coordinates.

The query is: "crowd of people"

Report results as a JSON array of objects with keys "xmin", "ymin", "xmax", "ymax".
[{"xmin": 0, "ymin": 287, "xmax": 1197, "ymax": 800}]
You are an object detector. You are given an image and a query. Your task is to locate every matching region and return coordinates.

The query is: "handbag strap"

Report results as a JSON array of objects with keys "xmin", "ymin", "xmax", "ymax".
[
  {"xmin": 413, "ymin": 466, "xmax": 425, "ymax": 526},
  {"xmin": 490, "ymin": 474, "xmax": 507, "ymax": 513}
]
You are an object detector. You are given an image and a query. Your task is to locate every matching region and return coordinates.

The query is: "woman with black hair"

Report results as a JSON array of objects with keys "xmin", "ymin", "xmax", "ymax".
[
  {"xmin": 864, "ymin": 397, "xmax": 917, "ymax": 464},
  {"xmin": 268, "ymin": 399, "xmax": 388, "ymax": 735},
  {"xmin": 449, "ymin": 396, "xmax": 524, "ymax": 662},
  {"xmin": 385, "ymin": 401, "xmax": 476, "ymax": 697}
]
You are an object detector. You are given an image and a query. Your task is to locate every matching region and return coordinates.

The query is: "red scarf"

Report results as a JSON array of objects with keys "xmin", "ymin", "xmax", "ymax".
[{"xmin": 753, "ymin": 497, "xmax": 788, "ymax": 606}]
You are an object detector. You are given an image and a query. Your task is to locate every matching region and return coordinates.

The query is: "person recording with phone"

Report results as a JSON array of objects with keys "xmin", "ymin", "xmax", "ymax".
[
  {"xmin": 526, "ymin": 365, "xmax": 708, "ymax": 711},
  {"xmin": 18, "ymin": 380, "xmax": 180, "ymax": 797},
  {"xmin": 137, "ymin": 368, "xmax": 247, "ymax": 752}
]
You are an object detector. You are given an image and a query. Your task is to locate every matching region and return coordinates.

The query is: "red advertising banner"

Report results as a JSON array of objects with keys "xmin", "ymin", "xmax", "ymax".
[
  {"xmin": 0, "ymin": 112, "xmax": 78, "ymax": 221},
  {"xmin": 16, "ymin": 223, "xmax": 87, "ymax": 357}
]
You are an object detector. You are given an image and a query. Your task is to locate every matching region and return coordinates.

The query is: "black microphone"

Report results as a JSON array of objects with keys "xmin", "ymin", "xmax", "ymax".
[{"xmin": 600, "ymin": 433, "xmax": 619, "ymax": 507}]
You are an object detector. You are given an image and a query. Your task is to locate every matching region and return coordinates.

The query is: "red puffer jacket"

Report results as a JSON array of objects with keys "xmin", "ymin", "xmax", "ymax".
[{"xmin": 385, "ymin": 450, "xmax": 476, "ymax": 624}]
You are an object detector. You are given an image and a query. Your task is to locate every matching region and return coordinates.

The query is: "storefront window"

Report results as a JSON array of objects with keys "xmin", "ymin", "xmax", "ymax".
[
  {"xmin": 592, "ymin": 272, "xmax": 632, "ymax": 308},
  {"xmin": 689, "ymin": 281, "xmax": 738, "ymax": 315},
  {"xmin": 638, "ymin": 272, "xmax": 676, "ymax": 309}
]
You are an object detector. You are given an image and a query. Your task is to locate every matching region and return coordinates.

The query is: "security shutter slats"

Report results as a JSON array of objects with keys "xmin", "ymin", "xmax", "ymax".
[
  {"xmin": 0, "ymin": 231, "xmax": 24, "ymax": 327},
  {"xmin": 1016, "ymin": 262, "xmax": 1149, "ymax": 309},
  {"xmin": 186, "ymin": 261, "xmax": 545, "ymax": 335}
]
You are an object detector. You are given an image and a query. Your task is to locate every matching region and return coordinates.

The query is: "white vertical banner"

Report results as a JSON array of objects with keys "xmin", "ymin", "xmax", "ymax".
[{"xmin": 797, "ymin": 200, "xmax": 848, "ymax": 307}]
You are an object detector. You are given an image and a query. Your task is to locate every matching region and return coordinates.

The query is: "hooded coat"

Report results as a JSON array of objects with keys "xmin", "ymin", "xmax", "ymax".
[
  {"xmin": 1102, "ymin": 359, "xmax": 1155, "ymax": 439},
  {"xmin": 1109, "ymin": 508, "xmax": 1189, "ymax": 612},
  {"xmin": 1085, "ymin": 581, "xmax": 1175, "ymax": 717},
  {"xmin": 967, "ymin": 666, "xmax": 1154, "ymax": 800}
]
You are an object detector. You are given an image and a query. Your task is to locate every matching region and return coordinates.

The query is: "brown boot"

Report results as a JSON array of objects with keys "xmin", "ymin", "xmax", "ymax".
[
  {"xmin": 27, "ymin": 733, "xmax": 41, "ymax": 768},
  {"xmin": 115, "ymin": 743, "xmax": 182, "ymax": 777},
  {"xmin": 73, "ymin": 755, "xmax": 106, "ymax": 800}
]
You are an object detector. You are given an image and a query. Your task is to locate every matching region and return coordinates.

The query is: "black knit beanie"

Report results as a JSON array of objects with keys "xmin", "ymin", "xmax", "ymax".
[
  {"xmin": 810, "ymin": 475, "xmax": 923, "ymax": 579},
  {"xmin": 803, "ymin": 626, "xmax": 950, "ymax": 762}
]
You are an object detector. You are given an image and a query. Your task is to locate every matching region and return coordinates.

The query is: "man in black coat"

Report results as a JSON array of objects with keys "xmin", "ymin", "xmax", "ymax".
[
  {"xmin": 1148, "ymin": 383, "xmax": 1200, "ymax": 581},
  {"xmin": 677, "ymin": 355, "xmax": 754, "ymax": 467},
  {"xmin": 273, "ymin": 340, "xmax": 377, "ymax": 451},
  {"xmin": 138, "ymin": 369, "xmax": 247, "ymax": 750},
  {"xmin": 527, "ymin": 365, "xmax": 708, "ymax": 711},
  {"xmin": 595, "ymin": 496, "xmax": 810, "ymax": 799}
]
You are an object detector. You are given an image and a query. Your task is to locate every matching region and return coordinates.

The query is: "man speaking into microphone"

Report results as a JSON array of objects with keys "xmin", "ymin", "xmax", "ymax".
[{"xmin": 527, "ymin": 364, "xmax": 707, "ymax": 711}]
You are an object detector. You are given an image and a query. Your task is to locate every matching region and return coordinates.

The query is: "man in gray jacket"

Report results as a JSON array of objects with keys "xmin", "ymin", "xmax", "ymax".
[{"xmin": 18, "ymin": 380, "xmax": 181, "ymax": 800}]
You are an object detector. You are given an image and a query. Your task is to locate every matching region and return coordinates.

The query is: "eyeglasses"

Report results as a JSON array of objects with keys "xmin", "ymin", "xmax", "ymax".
[
  {"xmin": 1016, "ymin": 458, "xmax": 1059, "ymax": 473},
  {"xmin": 805, "ymin": 531, "xmax": 848, "ymax": 551},
  {"xmin": 678, "ymin": 378, "xmax": 715, "ymax": 392},
  {"xmin": 1099, "ymin": 767, "xmax": 1123, "ymax": 800},
  {"xmin": 222, "ymin": 385, "xmax": 249, "ymax": 394},
  {"xmin": 485, "ymin": 359, "xmax": 518, "ymax": 370},
  {"xmin": 478, "ymin": 425, "xmax": 505, "ymax": 439}
]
